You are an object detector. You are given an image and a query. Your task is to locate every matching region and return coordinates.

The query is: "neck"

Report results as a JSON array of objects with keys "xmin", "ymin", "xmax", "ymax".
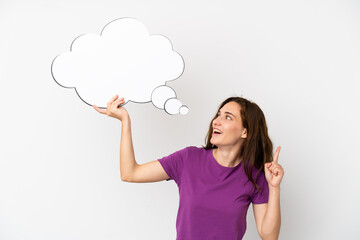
[{"xmin": 213, "ymin": 146, "xmax": 242, "ymax": 168}]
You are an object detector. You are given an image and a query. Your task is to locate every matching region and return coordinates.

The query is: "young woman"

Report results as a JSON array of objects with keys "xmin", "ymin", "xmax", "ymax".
[{"xmin": 93, "ymin": 95, "xmax": 284, "ymax": 240}]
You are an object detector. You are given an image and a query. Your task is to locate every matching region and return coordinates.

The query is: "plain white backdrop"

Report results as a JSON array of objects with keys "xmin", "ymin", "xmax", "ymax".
[{"xmin": 1, "ymin": 0, "xmax": 359, "ymax": 239}]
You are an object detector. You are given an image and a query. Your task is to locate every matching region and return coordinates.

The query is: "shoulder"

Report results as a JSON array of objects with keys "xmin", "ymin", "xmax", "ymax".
[
  {"xmin": 186, "ymin": 146, "xmax": 209, "ymax": 155},
  {"xmin": 166, "ymin": 146, "xmax": 200, "ymax": 158}
]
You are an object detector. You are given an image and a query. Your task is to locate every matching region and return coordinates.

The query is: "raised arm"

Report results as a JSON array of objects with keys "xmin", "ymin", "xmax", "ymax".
[
  {"xmin": 93, "ymin": 95, "xmax": 170, "ymax": 183},
  {"xmin": 253, "ymin": 146, "xmax": 284, "ymax": 240},
  {"xmin": 120, "ymin": 114, "xmax": 170, "ymax": 182},
  {"xmin": 119, "ymin": 113, "xmax": 137, "ymax": 181}
]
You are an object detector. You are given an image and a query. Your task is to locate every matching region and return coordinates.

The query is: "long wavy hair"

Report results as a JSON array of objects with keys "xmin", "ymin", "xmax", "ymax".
[{"xmin": 203, "ymin": 97, "xmax": 273, "ymax": 191}]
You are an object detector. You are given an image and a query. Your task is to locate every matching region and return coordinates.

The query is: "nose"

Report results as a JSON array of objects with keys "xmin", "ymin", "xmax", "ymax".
[{"xmin": 213, "ymin": 116, "xmax": 221, "ymax": 127}]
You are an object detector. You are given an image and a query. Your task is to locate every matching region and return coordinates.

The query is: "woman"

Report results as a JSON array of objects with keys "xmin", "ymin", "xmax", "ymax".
[{"xmin": 93, "ymin": 95, "xmax": 284, "ymax": 240}]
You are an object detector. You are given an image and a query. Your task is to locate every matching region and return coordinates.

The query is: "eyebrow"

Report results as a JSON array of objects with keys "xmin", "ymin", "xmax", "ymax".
[{"xmin": 217, "ymin": 110, "xmax": 236, "ymax": 118}]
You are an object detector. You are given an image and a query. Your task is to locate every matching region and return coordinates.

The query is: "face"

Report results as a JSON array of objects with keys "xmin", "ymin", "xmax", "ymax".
[{"xmin": 210, "ymin": 101, "xmax": 247, "ymax": 148}]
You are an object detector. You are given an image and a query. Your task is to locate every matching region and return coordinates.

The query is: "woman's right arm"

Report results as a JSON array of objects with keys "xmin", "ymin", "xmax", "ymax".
[
  {"xmin": 93, "ymin": 95, "xmax": 170, "ymax": 183},
  {"xmin": 119, "ymin": 114, "xmax": 137, "ymax": 181}
]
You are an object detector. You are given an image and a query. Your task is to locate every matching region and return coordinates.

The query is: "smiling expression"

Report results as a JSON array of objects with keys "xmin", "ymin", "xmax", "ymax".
[{"xmin": 210, "ymin": 101, "xmax": 247, "ymax": 148}]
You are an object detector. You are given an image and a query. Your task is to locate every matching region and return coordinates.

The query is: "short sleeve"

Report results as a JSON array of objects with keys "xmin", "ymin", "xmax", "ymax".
[
  {"xmin": 157, "ymin": 147, "xmax": 188, "ymax": 184},
  {"xmin": 250, "ymin": 170, "xmax": 269, "ymax": 204}
]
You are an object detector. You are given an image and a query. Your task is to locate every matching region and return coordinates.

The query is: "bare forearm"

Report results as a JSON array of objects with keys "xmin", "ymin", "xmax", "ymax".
[
  {"xmin": 120, "ymin": 116, "xmax": 138, "ymax": 180},
  {"xmin": 261, "ymin": 186, "xmax": 281, "ymax": 239}
]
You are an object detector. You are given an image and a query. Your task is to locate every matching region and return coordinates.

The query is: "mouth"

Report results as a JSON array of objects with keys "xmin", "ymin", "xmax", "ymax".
[{"xmin": 212, "ymin": 129, "xmax": 222, "ymax": 135}]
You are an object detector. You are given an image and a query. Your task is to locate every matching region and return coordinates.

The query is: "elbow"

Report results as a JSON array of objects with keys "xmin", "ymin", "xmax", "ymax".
[
  {"xmin": 260, "ymin": 223, "xmax": 281, "ymax": 240},
  {"xmin": 260, "ymin": 227, "xmax": 281, "ymax": 240},
  {"xmin": 121, "ymin": 174, "xmax": 131, "ymax": 182},
  {"xmin": 261, "ymin": 235, "xmax": 278, "ymax": 240}
]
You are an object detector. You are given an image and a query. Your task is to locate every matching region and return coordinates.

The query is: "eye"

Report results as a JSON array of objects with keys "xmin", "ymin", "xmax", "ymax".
[{"xmin": 226, "ymin": 115, "xmax": 231, "ymax": 120}]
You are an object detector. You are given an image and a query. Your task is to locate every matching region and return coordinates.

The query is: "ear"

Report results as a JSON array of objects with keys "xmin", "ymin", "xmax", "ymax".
[{"xmin": 241, "ymin": 128, "xmax": 247, "ymax": 138}]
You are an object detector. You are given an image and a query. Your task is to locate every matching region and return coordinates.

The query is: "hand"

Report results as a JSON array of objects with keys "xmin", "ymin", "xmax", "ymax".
[
  {"xmin": 264, "ymin": 146, "xmax": 284, "ymax": 188},
  {"xmin": 92, "ymin": 94, "xmax": 129, "ymax": 122}
]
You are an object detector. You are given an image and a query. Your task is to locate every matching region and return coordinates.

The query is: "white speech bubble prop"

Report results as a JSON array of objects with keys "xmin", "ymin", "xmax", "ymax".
[
  {"xmin": 151, "ymin": 85, "xmax": 188, "ymax": 115},
  {"xmin": 164, "ymin": 98, "xmax": 183, "ymax": 115},
  {"xmin": 179, "ymin": 106, "xmax": 189, "ymax": 115},
  {"xmin": 51, "ymin": 18, "xmax": 187, "ymax": 115},
  {"xmin": 151, "ymin": 85, "xmax": 176, "ymax": 109}
]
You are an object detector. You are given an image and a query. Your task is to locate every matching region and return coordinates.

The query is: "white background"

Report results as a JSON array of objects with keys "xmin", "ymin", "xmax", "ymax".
[{"xmin": 1, "ymin": 0, "xmax": 359, "ymax": 239}]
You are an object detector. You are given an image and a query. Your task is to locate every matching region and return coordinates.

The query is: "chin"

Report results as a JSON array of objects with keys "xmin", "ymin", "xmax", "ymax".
[{"xmin": 210, "ymin": 139, "xmax": 218, "ymax": 146}]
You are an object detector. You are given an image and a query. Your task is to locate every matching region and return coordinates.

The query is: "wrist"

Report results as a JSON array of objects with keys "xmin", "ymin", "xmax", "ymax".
[
  {"xmin": 121, "ymin": 116, "xmax": 131, "ymax": 128},
  {"xmin": 121, "ymin": 114, "xmax": 130, "ymax": 123},
  {"xmin": 268, "ymin": 185, "xmax": 281, "ymax": 192}
]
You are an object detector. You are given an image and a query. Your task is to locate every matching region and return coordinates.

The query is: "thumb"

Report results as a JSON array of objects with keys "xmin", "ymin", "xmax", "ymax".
[{"xmin": 264, "ymin": 162, "xmax": 272, "ymax": 173}]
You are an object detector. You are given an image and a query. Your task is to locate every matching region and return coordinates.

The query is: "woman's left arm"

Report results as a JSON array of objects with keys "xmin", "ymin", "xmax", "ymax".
[{"xmin": 253, "ymin": 146, "xmax": 284, "ymax": 240}]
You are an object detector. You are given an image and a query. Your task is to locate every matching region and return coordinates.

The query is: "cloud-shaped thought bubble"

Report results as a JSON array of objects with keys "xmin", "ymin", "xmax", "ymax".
[{"xmin": 51, "ymin": 17, "xmax": 188, "ymax": 115}]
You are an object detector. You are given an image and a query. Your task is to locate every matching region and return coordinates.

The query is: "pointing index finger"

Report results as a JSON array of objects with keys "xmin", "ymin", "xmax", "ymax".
[{"xmin": 273, "ymin": 146, "xmax": 281, "ymax": 163}]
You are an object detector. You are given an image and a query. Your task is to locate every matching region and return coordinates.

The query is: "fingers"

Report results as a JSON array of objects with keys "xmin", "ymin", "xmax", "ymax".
[
  {"xmin": 92, "ymin": 105, "xmax": 106, "ymax": 114},
  {"xmin": 111, "ymin": 98, "xmax": 125, "ymax": 110},
  {"xmin": 93, "ymin": 95, "xmax": 125, "ymax": 115},
  {"xmin": 107, "ymin": 94, "xmax": 119, "ymax": 111},
  {"xmin": 113, "ymin": 97, "xmax": 125, "ymax": 105},
  {"xmin": 264, "ymin": 162, "xmax": 271, "ymax": 174},
  {"xmin": 269, "ymin": 162, "xmax": 277, "ymax": 172},
  {"xmin": 271, "ymin": 166, "xmax": 280, "ymax": 176},
  {"xmin": 273, "ymin": 146, "xmax": 281, "ymax": 163},
  {"xmin": 268, "ymin": 163, "xmax": 284, "ymax": 177}
]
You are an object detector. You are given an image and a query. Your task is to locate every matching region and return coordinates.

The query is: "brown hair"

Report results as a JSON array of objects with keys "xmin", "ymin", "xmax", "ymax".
[{"xmin": 203, "ymin": 96, "xmax": 273, "ymax": 191}]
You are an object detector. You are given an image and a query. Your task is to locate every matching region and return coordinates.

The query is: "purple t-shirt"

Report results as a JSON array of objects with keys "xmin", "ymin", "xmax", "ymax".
[{"xmin": 158, "ymin": 146, "xmax": 269, "ymax": 240}]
